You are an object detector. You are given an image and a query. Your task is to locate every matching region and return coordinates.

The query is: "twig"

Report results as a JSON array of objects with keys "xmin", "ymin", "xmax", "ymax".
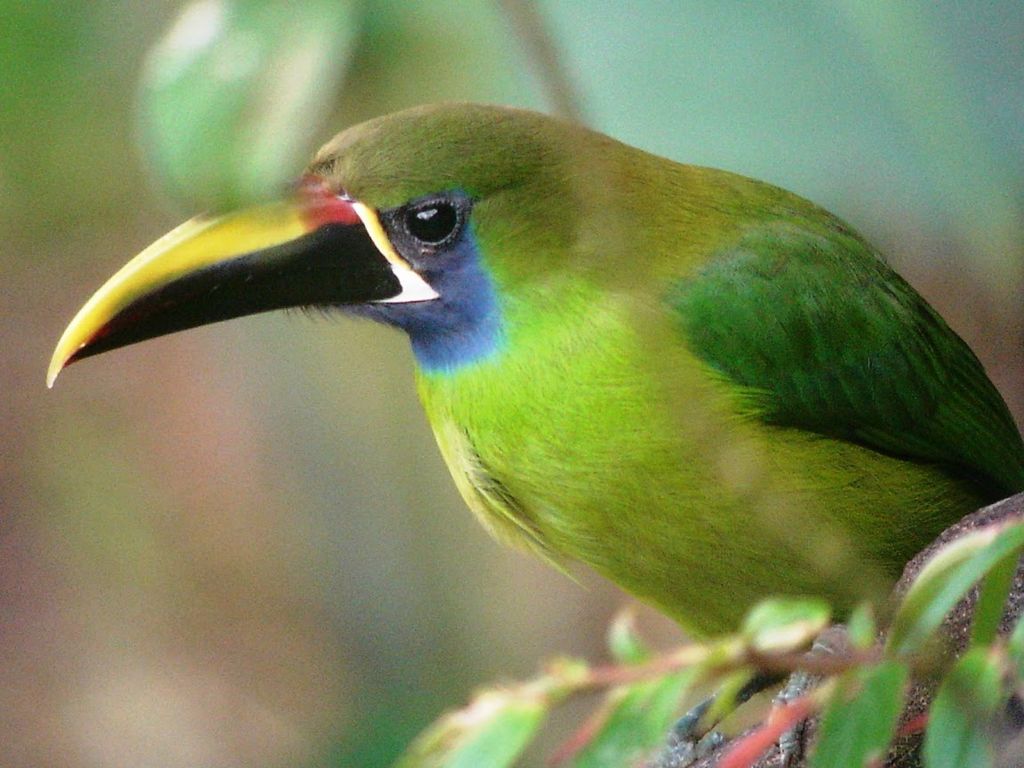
[
  {"xmin": 496, "ymin": 0, "xmax": 586, "ymax": 123},
  {"xmin": 718, "ymin": 693, "xmax": 822, "ymax": 768}
]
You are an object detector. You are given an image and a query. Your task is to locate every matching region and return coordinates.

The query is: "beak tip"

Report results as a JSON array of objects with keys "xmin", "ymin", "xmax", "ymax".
[
  {"xmin": 46, "ymin": 359, "xmax": 63, "ymax": 389},
  {"xmin": 47, "ymin": 344, "xmax": 77, "ymax": 389}
]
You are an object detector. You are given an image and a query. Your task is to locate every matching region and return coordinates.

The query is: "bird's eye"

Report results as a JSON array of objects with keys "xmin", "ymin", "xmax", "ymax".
[{"xmin": 405, "ymin": 202, "xmax": 459, "ymax": 245}]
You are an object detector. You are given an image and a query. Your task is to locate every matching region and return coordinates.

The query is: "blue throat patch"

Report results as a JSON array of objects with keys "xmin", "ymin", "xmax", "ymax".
[{"xmin": 347, "ymin": 228, "xmax": 503, "ymax": 373}]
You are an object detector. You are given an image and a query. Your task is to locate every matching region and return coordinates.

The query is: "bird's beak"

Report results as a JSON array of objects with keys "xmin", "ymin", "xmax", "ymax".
[{"xmin": 47, "ymin": 178, "xmax": 438, "ymax": 387}]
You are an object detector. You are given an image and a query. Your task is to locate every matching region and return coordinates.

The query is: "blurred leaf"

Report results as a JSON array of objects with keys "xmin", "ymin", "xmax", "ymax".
[
  {"xmin": 888, "ymin": 522, "xmax": 1024, "ymax": 656},
  {"xmin": 1008, "ymin": 613, "xmax": 1024, "ymax": 677},
  {"xmin": 138, "ymin": 0, "xmax": 358, "ymax": 209},
  {"xmin": 706, "ymin": 667, "xmax": 757, "ymax": 726},
  {"xmin": 393, "ymin": 687, "xmax": 548, "ymax": 768},
  {"xmin": 607, "ymin": 608, "xmax": 650, "ymax": 665},
  {"xmin": 811, "ymin": 660, "xmax": 907, "ymax": 768},
  {"xmin": 846, "ymin": 603, "xmax": 877, "ymax": 650},
  {"xmin": 922, "ymin": 647, "xmax": 1003, "ymax": 768},
  {"xmin": 740, "ymin": 598, "xmax": 831, "ymax": 654},
  {"xmin": 971, "ymin": 552, "xmax": 1018, "ymax": 647},
  {"xmin": 565, "ymin": 668, "xmax": 695, "ymax": 768}
]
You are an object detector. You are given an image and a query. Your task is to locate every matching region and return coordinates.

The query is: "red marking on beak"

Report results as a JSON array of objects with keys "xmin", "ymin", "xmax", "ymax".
[{"xmin": 298, "ymin": 174, "xmax": 362, "ymax": 230}]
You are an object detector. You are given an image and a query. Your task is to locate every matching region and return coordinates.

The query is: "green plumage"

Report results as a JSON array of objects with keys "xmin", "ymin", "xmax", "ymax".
[
  {"xmin": 311, "ymin": 104, "xmax": 1024, "ymax": 634},
  {"xmin": 671, "ymin": 220, "xmax": 1024, "ymax": 495}
]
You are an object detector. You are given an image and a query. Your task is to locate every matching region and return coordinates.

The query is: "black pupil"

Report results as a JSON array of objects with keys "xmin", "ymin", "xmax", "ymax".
[{"xmin": 407, "ymin": 203, "xmax": 457, "ymax": 244}]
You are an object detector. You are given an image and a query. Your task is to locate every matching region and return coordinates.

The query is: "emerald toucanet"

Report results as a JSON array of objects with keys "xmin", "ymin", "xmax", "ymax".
[{"xmin": 49, "ymin": 104, "xmax": 1024, "ymax": 634}]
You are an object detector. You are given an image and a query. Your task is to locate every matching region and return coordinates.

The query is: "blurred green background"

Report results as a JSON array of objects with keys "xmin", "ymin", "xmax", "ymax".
[{"xmin": 3, "ymin": 2, "xmax": 1022, "ymax": 766}]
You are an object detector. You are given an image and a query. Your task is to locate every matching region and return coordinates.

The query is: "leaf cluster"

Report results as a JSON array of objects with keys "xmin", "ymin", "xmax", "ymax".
[{"xmin": 393, "ymin": 501, "xmax": 1024, "ymax": 768}]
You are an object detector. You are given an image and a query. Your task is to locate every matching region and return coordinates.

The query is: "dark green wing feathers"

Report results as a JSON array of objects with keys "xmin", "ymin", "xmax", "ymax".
[{"xmin": 671, "ymin": 221, "xmax": 1024, "ymax": 499}]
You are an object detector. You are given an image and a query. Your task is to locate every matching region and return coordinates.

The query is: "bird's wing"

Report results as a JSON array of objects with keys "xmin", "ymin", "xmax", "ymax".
[{"xmin": 669, "ymin": 220, "xmax": 1024, "ymax": 497}]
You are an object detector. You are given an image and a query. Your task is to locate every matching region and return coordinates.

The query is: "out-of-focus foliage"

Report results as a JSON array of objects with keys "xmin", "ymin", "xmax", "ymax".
[
  {"xmin": 139, "ymin": 0, "xmax": 359, "ymax": 209},
  {"xmin": 887, "ymin": 522, "xmax": 1024, "ymax": 656},
  {"xmin": 2, "ymin": 2, "xmax": 1022, "ymax": 768},
  {"xmin": 396, "ymin": 523, "xmax": 1024, "ymax": 767},
  {"xmin": 812, "ymin": 661, "xmax": 907, "ymax": 768},
  {"xmin": 922, "ymin": 648, "xmax": 1005, "ymax": 768}
]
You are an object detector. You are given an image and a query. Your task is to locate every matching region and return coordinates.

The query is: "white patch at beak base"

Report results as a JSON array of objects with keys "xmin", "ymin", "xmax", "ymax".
[
  {"xmin": 379, "ymin": 262, "xmax": 440, "ymax": 303},
  {"xmin": 351, "ymin": 200, "xmax": 440, "ymax": 303}
]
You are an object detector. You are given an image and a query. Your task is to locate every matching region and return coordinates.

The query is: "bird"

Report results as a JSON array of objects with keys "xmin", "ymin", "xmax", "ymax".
[{"xmin": 49, "ymin": 102, "xmax": 1024, "ymax": 636}]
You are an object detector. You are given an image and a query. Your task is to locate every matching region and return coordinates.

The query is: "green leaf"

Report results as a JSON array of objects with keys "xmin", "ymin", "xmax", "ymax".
[
  {"xmin": 887, "ymin": 521, "xmax": 1024, "ymax": 656},
  {"xmin": 811, "ymin": 660, "xmax": 908, "ymax": 768},
  {"xmin": 741, "ymin": 597, "xmax": 831, "ymax": 653},
  {"xmin": 706, "ymin": 667, "xmax": 758, "ymax": 726},
  {"xmin": 1007, "ymin": 614, "xmax": 1024, "ymax": 678},
  {"xmin": 970, "ymin": 552, "xmax": 1018, "ymax": 647},
  {"xmin": 138, "ymin": 0, "xmax": 358, "ymax": 210},
  {"xmin": 846, "ymin": 603, "xmax": 877, "ymax": 650},
  {"xmin": 393, "ymin": 688, "xmax": 549, "ymax": 768},
  {"xmin": 566, "ymin": 668, "xmax": 696, "ymax": 768},
  {"xmin": 922, "ymin": 647, "xmax": 1004, "ymax": 768},
  {"xmin": 606, "ymin": 608, "xmax": 650, "ymax": 664}
]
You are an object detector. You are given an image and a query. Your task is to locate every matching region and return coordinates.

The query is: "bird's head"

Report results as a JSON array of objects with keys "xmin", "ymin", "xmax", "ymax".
[{"xmin": 49, "ymin": 103, "xmax": 632, "ymax": 383}]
